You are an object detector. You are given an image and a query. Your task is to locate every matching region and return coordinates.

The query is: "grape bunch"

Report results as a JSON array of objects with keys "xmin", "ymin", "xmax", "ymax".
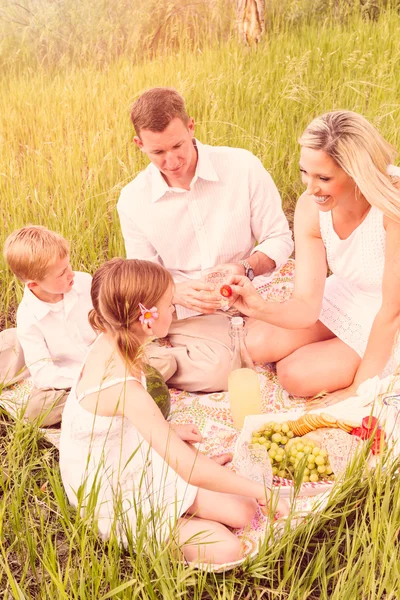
[{"xmin": 251, "ymin": 421, "xmax": 334, "ymax": 483}]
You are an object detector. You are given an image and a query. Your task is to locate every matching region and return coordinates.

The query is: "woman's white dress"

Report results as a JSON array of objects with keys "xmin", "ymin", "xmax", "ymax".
[
  {"xmin": 59, "ymin": 372, "xmax": 198, "ymax": 545},
  {"xmin": 319, "ymin": 205, "xmax": 385, "ymax": 358}
]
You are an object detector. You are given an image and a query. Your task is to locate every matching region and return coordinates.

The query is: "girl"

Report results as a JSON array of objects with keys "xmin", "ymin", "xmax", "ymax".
[
  {"xmin": 60, "ymin": 258, "xmax": 288, "ymax": 565},
  {"xmin": 229, "ymin": 110, "xmax": 400, "ymax": 401}
]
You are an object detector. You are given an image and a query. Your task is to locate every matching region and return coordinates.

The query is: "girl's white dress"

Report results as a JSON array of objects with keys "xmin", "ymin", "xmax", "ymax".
[
  {"xmin": 59, "ymin": 369, "xmax": 198, "ymax": 545},
  {"xmin": 319, "ymin": 205, "xmax": 385, "ymax": 358}
]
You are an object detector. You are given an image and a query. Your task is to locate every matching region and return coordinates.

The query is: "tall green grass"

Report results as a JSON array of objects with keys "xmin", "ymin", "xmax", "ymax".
[
  {"xmin": 1, "ymin": 2, "xmax": 400, "ymax": 327},
  {"xmin": 0, "ymin": 407, "xmax": 399, "ymax": 598},
  {"xmin": 1, "ymin": 2, "xmax": 400, "ymax": 596}
]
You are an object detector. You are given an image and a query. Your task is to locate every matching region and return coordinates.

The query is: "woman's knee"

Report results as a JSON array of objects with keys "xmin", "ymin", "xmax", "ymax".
[{"xmin": 276, "ymin": 358, "xmax": 313, "ymax": 396}]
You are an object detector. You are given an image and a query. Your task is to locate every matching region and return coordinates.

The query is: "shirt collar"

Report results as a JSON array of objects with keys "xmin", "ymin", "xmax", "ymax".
[
  {"xmin": 150, "ymin": 139, "xmax": 219, "ymax": 203},
  {"xmin": 22, "ymin": 274, "xmax": 83, "ymax": 321}
]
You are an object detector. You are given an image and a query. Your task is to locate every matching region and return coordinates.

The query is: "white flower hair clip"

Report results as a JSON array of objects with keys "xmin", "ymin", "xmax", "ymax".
[{"xmin": 138, "ymin": 303, "xmax": 159, "ymax": 326}]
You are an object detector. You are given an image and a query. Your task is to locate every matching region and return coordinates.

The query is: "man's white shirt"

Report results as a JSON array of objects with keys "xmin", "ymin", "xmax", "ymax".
[
  {"xmin": 118, "ymin": 140, "xmax": 293, "ymax": 319},
  {"xmin": 16, "ymin": 271, "xmax": 96, "ymax": 389}
]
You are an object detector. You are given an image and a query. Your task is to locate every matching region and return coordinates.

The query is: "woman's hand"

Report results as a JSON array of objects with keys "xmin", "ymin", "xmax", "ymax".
[
  {"xmin": 170, "ymin": 423, "xmax": 203, "ymax": 444},
  {"xmin": 306, "ymin": 384, "xmax": 358, "ymax": 410},
  {"xmin": 227, "ymin": 274, "xmax": 265, "ymax": 318}
]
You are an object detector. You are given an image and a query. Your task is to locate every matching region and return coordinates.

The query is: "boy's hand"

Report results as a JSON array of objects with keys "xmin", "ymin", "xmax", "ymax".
[{"xmin": 171, "ymin": 423, "xmax": 203, "ymax": 444}]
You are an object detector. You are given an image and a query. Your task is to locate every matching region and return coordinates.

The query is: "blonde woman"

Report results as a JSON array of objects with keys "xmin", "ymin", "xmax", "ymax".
[
  {"xmin": 229, "ymin": 111, "xmax": 400, "ymax": 401},
  {"xmin": 59, "ymin": 258, "xmax": 288, "ymax": 566}
]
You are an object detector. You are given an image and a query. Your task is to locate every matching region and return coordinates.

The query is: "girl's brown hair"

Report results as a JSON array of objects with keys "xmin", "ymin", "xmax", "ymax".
[{"xmin": 89, "ymin": 258, "xmax": 173, "ymax": 374}]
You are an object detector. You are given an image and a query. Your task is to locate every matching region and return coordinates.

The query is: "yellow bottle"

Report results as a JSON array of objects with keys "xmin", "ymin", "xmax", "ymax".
[{"xmin": 228, "ymin": 317, "xmax": 262, "ymax": 429}]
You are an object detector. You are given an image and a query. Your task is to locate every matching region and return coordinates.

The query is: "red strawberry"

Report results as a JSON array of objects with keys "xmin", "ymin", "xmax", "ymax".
[
  {"xmin": 370, "ymin": 428, "xmax": 386, "ymax": 454},
  {"xmin": 351, "ymin": 427, "xmax": 363, "ymax": 438},
  {"xmin": 362, "ymin": 415, "xmax": 378, "ymax": 431},
  {"xmin": 220, "ymin": 284, "xmax": 233, "ymax": 298}
]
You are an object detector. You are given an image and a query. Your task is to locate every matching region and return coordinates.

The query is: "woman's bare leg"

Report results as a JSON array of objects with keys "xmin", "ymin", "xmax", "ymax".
[
  {"xmin": 276, "ymin": 337, "xmax": 361, "ymax": 397},
  {"xmin": 245, "ymin": 318, "xmax": 335, "ymax": 363}
]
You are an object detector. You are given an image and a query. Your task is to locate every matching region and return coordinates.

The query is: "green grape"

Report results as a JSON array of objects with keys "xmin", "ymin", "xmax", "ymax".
[
  {"xmin": 303, "ymin": 475, "xmax": 310, "ymax": 483},
  {"xmin": 272, "ymin": 466, "xmax": 279, "ymax": 476},
  {"xmin": 319, "ymin": 449, "xmax": 328, "ymax": 458},
  {"xmin": 296, "ymin": 443, "xmax": 304, "ymax": 452},
  {"xmin": 296, "ymin": 451, "xmax": 305, "ymax": 460},
  {"xmin": 303, "ymin": 445, "xmax": 311, "ymax": 454},
  {"xmin": 312, "ymin": 447, "xmax": 320, "ymax": 456},
  {"xmin": 287, "ymin": 430, "xmax": 294, "ymax": 439},
  {"xmin": 315, "ymin": 455, "xmax": 325, "ymax": 466},
  {"xmin": 270, "ymin": 442, "xmax": 279, "ymax": 451},
  {"xmin": 258, "ymin": 436, "xmax": 267, "ymax": 443},
  {"xmin": 304, "ymin": 467, "xmax": 310, "ymax": 476},
  {"xmin": 310, "ymin": 474, "xmax": 319, "ymax": 482},
  {"xmin": 281, "ymin": 423, "xmax": 290, "ymax": 433},
  {"xmin": 278, "ymin": 469, "xmax": 288, "ymax": 478},
  {"xmin": 273, "ymin": 423, "xmax": 282, "ymax": 433},
  {"xmin": 275, "ymin": 454, "xmax": 284, "ymax": 463},
  {"xmin": 271, "ymin": 432, "xmax": 282, "ymax": 443},
  {"xmin": 280, "ymin": 435, "xmax": 288, "ymax": 445},
  {"xmin": 307, "ymin": 454, "xmax": 316, "ymax": 464},
  {"xmin": 325, "ymin": 465, "xmax": 333, "ymax": 475},
  {"xmin": 263, "ymin": 440, "xmax": 271, "ymax": 450},
  {"xmin": 317, "ymin": 465, "xmax": 326, "ymax": 474},
  {"xmin": 268, "ymin": 450, "xmax": 276, "ymax": 459}
]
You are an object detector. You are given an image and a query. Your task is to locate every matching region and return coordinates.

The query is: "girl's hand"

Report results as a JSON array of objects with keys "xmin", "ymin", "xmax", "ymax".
[
  {"xmin": 257, "ymin": 492, "xmax": 290, "ymax": 519},
  {"xmin": 227, "ymin": 274, "xmax": 265, "ymax": 318},
  {"xmin": 170, "ymin": 423, "xmax": 203, "ymax": 444}
]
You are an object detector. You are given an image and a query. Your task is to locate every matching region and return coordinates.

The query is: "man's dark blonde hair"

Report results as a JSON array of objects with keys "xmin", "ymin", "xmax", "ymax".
[
  {"xmin": 88, "ymin": 258, "xmax": 173, "ymax": 375},
  {"xmin": 3, "ymin": 225, "xmax": 70, "ymax": 282},
  {"xmin": 130, "ymin": 87, "xmax": 189, "ymax": 136}
]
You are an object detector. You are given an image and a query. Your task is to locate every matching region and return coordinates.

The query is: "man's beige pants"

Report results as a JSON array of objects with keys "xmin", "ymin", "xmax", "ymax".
[{"xmin": 148, "ymin": 312, "xmax": 236, "ymax": 393}]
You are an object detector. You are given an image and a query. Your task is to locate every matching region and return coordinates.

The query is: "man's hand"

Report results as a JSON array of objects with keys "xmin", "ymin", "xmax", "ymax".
[
  {"xmin": 207, "ymin": 263, "xmax": 245, "ymax": 276},
  {"xmin": 170, "ymin": 423, "xmax": 203, "ymax": 444},
  {"xmin": 227, "ymin": 274, "xmax": 265, "ymax": 318},
  {"xmin": 173, "ymin": 279, "xmax": 223, "ymax": 314}
]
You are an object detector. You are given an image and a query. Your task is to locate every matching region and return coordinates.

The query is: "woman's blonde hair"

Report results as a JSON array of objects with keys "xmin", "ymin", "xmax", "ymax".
[
  {"xmin": 299, "ymin": 110, "xmax": 400, "ymax": 222},
  {"xmin": 89, "ymin": 258, "xmax": 173, "ymax": 375},
  {"xmin": 3, "ymin": 225, "xmax": 70, "ymax": 282}
]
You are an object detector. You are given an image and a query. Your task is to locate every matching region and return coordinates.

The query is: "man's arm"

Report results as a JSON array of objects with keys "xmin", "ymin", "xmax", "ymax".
[
  {"xmin": 246, "ymin": 157, "xmax": 294, "ymax": 273},
  {"xmin": 117, "ymin": 201, "xmax": 160, "ymax": 262}
]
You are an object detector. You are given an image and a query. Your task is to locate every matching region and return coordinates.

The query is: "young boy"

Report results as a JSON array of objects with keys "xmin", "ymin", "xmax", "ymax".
[{"xmin": 1, "ymin": 226, "xmax": 96, "ymax": 425}]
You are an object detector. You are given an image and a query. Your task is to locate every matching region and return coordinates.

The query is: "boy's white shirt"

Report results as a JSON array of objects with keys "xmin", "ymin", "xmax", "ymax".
[{"xmin": 16, "ymin": 271, "xmax": 96, "ymax": 389}]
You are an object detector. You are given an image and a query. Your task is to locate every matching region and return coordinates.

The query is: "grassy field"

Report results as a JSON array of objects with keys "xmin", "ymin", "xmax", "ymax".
[{"xmin": 1, "ymin": 0, "xmax": 400, "ymax": 597}]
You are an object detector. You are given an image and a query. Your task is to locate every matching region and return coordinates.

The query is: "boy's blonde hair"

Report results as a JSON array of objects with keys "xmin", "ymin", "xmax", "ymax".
[
  {"xmin": 3, "ymin": 225, "xmax": 70, "ymax": 282},
  {"xmin": 89, "ymin": 258, "xmax": 173, "ymax": 375}
]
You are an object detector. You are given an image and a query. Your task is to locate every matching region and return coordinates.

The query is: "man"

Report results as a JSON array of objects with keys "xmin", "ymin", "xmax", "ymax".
[{"xmin": 117, "ymin": 87, "xmax": 293, "ymax": 392}]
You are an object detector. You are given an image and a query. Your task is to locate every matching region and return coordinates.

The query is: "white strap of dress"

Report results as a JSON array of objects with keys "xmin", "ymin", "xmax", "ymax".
[{"xmin": 77, "ymin": 376, "xmax": 143, "ymax": 402}]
